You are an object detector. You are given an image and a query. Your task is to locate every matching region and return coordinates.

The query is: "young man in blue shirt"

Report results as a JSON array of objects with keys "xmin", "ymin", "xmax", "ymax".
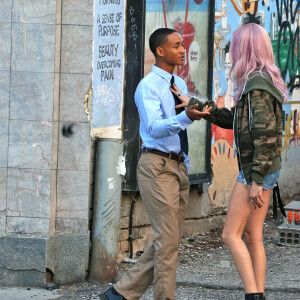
[{"xmin": 100, "ymin": 28, "xmax": 210, "ymax": 300}]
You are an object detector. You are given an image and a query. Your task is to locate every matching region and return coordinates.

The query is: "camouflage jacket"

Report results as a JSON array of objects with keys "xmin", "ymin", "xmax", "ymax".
[{"xmin": 189, "ymin": 71, "xmax": 284, "ymax": 186}]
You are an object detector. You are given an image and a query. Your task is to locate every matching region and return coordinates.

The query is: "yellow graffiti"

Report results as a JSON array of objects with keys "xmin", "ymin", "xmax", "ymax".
[
  {"xmin": 282, "ymin": 111, "xmax": 300, "ymax": 161},
  {"xmin": 83, "ymin": 82, "xmax": 92, "ymax": 122}
]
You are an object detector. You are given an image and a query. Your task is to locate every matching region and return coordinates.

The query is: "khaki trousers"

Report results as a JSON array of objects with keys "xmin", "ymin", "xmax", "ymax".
[{"xmin": 114, "ymin": 153, "xmax": 189, "ymax": 300}]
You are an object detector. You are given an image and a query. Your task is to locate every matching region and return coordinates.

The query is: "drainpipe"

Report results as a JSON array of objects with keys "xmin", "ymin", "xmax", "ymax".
[
  {"xmin": 89, "ymin": 139, "xmax": 123, "ymax": 282},
  {"xmin": 128, "ymin": 192, "xmax": 139, "ymax": 259}
]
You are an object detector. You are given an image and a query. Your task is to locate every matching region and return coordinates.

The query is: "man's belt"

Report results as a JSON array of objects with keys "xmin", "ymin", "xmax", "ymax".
[{"xmin": 141, "ymin": 148, "xmax": 184, "ymax": 163}]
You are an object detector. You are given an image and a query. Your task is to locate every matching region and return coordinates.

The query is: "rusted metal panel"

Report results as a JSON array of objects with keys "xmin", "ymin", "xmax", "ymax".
[{"xmin": 89, "ymin": 140, "xmax": 123, "ymax": 282}]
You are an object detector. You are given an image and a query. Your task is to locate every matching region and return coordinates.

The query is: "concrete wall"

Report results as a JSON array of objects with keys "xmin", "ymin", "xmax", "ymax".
[{"xmin": 0, "ymin": 0, "xmax": 92, "ymax": 286}]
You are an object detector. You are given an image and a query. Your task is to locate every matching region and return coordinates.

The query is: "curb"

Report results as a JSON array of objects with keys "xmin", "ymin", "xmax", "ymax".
[{"xmin": 176, "ymin": 282, "xmax": 300, "ymax": 294}]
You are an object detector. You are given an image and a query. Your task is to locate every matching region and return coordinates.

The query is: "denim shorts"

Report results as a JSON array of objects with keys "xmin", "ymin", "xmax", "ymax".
[{"xmin": 236, "ymin": 170, "xmax": 280, "ymax": 190}]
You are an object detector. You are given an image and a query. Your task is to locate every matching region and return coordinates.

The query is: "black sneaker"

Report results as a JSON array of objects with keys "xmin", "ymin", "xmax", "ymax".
[
  {"xmin": 99, "ymin": 287, "xmax": 126, "ymax": 300},
  {"xmin": 245, "ymin": 293, "xmax": 265, "ymax": 300}
]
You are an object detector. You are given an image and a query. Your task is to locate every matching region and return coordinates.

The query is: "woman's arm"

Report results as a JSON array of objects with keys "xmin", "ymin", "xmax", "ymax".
[
  {"xmin": 188, "ymin": 98, "xmax": 234, "ymax": 129},
  {"xmin": 250, "ymin": 90, "xmax": 278, "ymax": 186}
]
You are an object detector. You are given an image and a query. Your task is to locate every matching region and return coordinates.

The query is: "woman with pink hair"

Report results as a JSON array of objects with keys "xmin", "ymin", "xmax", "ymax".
[{"xmin": 171, "ymin": 23, "xmax": 287, "ymax": 300}]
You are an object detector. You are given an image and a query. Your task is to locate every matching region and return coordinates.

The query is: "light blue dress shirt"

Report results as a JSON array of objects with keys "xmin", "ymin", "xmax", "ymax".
[{"xmin": 134, "ymin": 65, "xmax": 192, "ymax": 168}]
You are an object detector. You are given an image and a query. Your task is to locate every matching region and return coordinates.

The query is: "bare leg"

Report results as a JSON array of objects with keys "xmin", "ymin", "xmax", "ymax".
[
  {"xmin": 243, "ymin": 189, "xmax": 271, "ymax": 293},
  {"xmin": 222, "ymin": 182, "xmax": 258, "ymax": 293}
]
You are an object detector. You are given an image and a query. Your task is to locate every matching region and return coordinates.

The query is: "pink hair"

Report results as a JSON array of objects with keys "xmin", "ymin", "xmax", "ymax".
[{"xmin": 229, "ymin": 23, "xmax": 288, "ymax": 104}]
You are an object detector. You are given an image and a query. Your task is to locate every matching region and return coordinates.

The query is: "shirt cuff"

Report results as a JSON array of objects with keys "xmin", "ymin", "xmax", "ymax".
[
  {"xmin": 252, "ymin": 171, "xmax": 264, "ymax": 186},
  {"xmin": 176, "ymin": 111, "xmax": 193, "ymax": 129}
]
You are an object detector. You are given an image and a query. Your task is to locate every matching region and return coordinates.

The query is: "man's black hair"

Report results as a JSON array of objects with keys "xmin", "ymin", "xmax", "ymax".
[{"xmin": 149, "ymin": 28, "xmax": 177, "ymax": 57}]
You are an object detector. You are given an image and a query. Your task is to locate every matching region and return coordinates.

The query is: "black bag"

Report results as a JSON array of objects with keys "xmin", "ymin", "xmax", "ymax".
[{"xmin": 273, "ymin": 182, "xmax": 286, "ymax": 218}]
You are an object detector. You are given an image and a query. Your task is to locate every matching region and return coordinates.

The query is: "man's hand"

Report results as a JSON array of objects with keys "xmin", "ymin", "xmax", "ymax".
[{"xmin": 186, "ymin": 104, "xmax": 211, "ymax": 120}]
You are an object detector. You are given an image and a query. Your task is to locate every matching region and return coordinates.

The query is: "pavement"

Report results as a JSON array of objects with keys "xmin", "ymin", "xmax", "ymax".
[{"xmin": 0, "ymin": 212, "xmax": 299, "ymax": 300}]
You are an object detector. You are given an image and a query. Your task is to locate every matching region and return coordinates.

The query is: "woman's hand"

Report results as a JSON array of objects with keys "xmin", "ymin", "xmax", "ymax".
[
  {"xmin": 249, "ymin": 181, "xmax": 264, "ymax": 209},
  {"xmin": 170, "ymin": 84, "xmax": 191, "ymax": 108}
]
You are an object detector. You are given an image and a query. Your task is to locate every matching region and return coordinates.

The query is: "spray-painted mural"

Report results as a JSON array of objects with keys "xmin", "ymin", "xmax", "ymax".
[{"xmin": 211, "ymin": 0, "xmax": 300, "ymax": 207}]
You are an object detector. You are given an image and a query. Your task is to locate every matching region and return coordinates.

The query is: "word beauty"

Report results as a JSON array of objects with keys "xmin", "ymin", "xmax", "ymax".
[{"xmin": 99, "ymin": 44, "xmax": 119, "ymax": 58}]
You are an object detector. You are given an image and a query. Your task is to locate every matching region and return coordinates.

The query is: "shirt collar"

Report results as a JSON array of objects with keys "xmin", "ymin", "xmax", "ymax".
[{"xmin": 152, "ymin": 65, "xmax": 174, "ymax": 84}]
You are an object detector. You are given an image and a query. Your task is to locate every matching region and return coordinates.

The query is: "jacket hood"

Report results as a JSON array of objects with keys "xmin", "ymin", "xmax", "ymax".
[{"xmin": 242, "ymin": 71, "xmax": 284, "ymax": 104}]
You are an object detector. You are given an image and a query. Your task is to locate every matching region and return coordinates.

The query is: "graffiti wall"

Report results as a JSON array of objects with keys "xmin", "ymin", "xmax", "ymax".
[{"xmin": 212, "ymin": 0, "xmax": 300, "ymax": 206}]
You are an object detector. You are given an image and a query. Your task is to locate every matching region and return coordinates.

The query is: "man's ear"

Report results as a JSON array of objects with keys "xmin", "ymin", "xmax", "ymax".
[{"xmin": 156, "ymin": 47, "xmax": 164, "ymax": 57}]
